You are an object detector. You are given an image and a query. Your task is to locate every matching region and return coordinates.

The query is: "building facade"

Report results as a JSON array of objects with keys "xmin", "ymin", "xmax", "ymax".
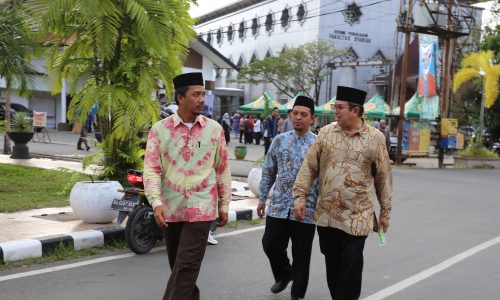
[{"xmin": 195, "ymin": 0, "xmax": 401, "ymax": 107}]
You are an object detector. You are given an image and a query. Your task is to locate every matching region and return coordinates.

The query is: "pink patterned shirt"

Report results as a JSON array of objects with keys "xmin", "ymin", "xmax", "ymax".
[{"xmin": 143, "ymin": 113, "xmax": 231, "ymax": 222}]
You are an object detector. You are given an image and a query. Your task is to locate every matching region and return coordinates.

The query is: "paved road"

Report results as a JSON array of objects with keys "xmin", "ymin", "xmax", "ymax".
[{"xmin": 1, "ymin": 168, "xmax": 500, "ymax": 299}]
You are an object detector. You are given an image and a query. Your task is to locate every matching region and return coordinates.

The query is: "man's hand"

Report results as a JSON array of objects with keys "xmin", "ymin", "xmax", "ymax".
[
  {"xmin": 294, "ymin": 202, "xmax": 306, "ymax": 221},
  {"xmin": 257, "ymin": 203, "xmax": 266, "ymax": 219},
  {"xmin": 379, "ymin": 215, "xmax": 390, "ymax": 233},
  {"xmin": 153, "ymin": 206, "xmax": 168, "ymax": 229},
  {"xmin": 217, "ymin": 211, "xmax": 228, "ymax": 227}
]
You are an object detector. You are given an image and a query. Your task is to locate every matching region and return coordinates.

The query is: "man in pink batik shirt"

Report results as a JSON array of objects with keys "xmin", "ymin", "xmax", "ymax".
[{"xmin": 144, "ymin": 72, "xmax": 231, "ymax": 300}]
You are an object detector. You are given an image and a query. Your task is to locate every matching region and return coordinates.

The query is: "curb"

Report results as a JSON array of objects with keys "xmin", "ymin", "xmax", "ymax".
[{"xmin": 0, "ymin": 207, "xmax": 257, "ymax": 263}]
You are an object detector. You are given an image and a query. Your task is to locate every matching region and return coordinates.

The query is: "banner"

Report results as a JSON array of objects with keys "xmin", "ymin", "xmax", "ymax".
[
  {"xmin": 421, "ymin": 95, "xmax": 439, "ymax": 119},
  {"xmin": 417, "ymin": 34, "xmax": 438, "ymax": 97},
  {"xmin": 33, "ymin": 111, "xmax": 47, "ymax": 128}
]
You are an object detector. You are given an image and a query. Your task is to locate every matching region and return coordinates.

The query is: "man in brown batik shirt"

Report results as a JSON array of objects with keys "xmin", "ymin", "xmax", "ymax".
[{"xmin": 293, "ymin": 86, "xmax": 393, "ymax": 300}]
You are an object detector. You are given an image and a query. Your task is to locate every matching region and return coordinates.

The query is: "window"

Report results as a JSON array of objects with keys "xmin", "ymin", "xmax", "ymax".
[
  {"xmin": 265, "ymin": 50, "xmax": 272, "ymax": 58},
  {"xmin": 238, "ymin": 21, "xmax": 246, "ymax": 39},
  {"xmin": 297, "ymin": 4, "xmax": 306, "ymax": 22},
  {"xmin": 227, "ymin": 25, "xmax": 234, "ymax": 42},
  {"xmin": 250, "ymin": 52, "xmax": 258, "ymax": 63},
  {"xmin": 265, "ymin": 13, "xmax": 273, "ymax": 33},
  {"xmin": 207, "ymin": 32, "xmax": 212, "ymax": 44},
  {"xmin": 237, "ymin": 55, "xmax": 245, "ymax": 68},
  {"xmin": 281, "ymin": 8, "xmax": 290, "ymax": 28},
  {"xmin": 216, "ymin": 28, "xmax": 222, "ymax": 45},
  {"xmin": 251, "ymin": 17, "xmax": 258, "ymax": 36}
]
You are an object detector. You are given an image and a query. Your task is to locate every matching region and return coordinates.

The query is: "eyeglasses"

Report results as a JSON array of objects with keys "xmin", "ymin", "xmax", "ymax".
[
  {"xmin": 331, "ymin": 104, "xmax": 359, "ymax": 111},
  {"xmin": 291, "ymin": 110, "xmax": 311, "ymax": 118}
]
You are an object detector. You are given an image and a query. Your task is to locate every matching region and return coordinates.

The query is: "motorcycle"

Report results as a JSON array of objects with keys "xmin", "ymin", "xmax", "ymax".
[
  {"xmin": 111, "ymin": 169, "xmax": 163, "ymax": 254},
  {"xmin": 492, "ymin": 138, "xmax": 500, "ymax": 155}
]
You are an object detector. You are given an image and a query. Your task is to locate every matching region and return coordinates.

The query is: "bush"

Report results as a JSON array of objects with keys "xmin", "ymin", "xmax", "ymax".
[{"xmin": 459, "ymin": 142, "xmax": 498, "ymax": 159}]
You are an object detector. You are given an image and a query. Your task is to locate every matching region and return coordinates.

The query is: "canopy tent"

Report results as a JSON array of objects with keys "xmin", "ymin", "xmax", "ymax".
[
  {"xmin": 316, "ymin": 97, "xmax": 336, "ymax": 115},
  {"xmin": 363, "ymin": 93, "xmax": 391, "ymax": 119},
  {"xmin": 239, "ymin": 91, "xmax": 282, "ymax": 113},
  {"xmin": 391, "ymin": 93, "xmax": 423, "ymax": 119},
  {"xmin": 278, "ymin": 92, "xmax": 305, "ymax": 114}
]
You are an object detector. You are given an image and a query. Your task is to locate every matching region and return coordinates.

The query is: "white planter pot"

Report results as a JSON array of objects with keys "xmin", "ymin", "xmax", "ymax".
[
  {"xmin": 248, "ymin": 167, "xmax": 274, "ymax": 198},
  {"xmin": 70, "ymin": 181, "xmax": 123, "ymax": 223}
]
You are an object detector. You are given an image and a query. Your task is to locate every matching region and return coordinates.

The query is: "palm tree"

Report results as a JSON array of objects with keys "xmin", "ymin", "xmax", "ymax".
[
  {"xmin": 0, "ymin": 1, "xmax": 36, "ymax": 154},
  {"xmin": 26, "ymin": 0, "xmax": 196, "ymax": 178},
  {"xmin": 453, "ymin": 50, "xmax": 500, "ymax": 143}
]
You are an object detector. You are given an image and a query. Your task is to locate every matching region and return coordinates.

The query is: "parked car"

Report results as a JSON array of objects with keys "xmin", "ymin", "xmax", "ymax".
[
  {"xmin": 0, "ymin": 102, "xmax": 33, "ymax": 120},
  {"xmin": 160, "ymin": 103, "xmax": 178, "ymax": 119}
]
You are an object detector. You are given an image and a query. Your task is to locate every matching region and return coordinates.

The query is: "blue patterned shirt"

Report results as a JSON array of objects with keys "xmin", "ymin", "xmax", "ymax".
[{"xmin": 259, "ymin": 131, "xmax": 319, "ymax": 224}]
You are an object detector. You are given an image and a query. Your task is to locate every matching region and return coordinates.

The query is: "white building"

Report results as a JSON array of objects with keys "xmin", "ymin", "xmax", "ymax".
[
  {"xmin": 195, "ymin": 0, "xmax": 401, "ymax": 108},
  {"xmin": 0, "ymin": 38, "xmax": 236, "ymax": 129}
]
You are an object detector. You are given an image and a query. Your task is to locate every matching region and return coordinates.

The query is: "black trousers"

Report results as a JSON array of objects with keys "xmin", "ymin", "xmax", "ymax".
[
  {"xmin": 317, "ymin": 226, "xmax": 367, "ymax": 300},
  {"xmin": 163, "ymin": 221, "xmax": 212, "ymax": 300},
  {"xmin": 264, "ymin": 137, "xmax": 273, "ymax": 155},
  {"xmin": 262, "ymin": 216, "xmax": 316, "ymax": 298}
]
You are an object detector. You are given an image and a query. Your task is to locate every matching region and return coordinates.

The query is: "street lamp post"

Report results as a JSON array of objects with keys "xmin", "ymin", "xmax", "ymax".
[{"xmin": 478, "ymin": 68, "xmax": 485, "ymax": 144}]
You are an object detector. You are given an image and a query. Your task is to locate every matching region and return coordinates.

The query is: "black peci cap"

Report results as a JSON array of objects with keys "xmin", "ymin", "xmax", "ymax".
[
  {"xmin": 173, "ymin": 72, "xmax": 204, "ymax": 91},
  {"xmin": 336, "ymin": 86, "xmax": 367, "ymax": 106},
  {"xmin": 293, "ymin": 95, "xmax": 315, "ymax": 115}
]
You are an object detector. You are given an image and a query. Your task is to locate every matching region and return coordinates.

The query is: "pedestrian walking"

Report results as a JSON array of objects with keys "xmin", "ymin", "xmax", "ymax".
[
  {"xmin": 258, "ymin": 96, "xmax": 319, "ymax": 300},
  {"xmin": 281, "ymin": 109, "xmax": 294, "ymax": 133},
  {"xmin": 263, "ymin": 107, "xmax": 279, "ymax": 155},
  {"xmin": 143, "ymin": 72, "xmax": 231, "ymax": 300},
  {"xmin": 222, "ymin": 112, "xmax": 231, "ymax": 144},
  {"xmin": 293, "ymin": 86, "xmax": 393, "ymax": 300},
  {"xmin": 239, "ymin": 115, "xmax": 247, "ymax": 143},
  {"xmin": 253, "ymin": 117, "xmax": 262, "ymax": 145},
  {"xmin": 76, "ymin": 108, "xmax": 96, "ymax": 151}
]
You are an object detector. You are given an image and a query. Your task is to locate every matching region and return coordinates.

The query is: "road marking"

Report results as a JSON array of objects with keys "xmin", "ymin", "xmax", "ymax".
[
  {"xmin": 214, "ymin": 225, "xmax": 264, "ymax": 238},
  {"xmin": 0, "ymin": 226, "xmax": 265, "ymax": 282},
  {"xmin": 362, "ymin": 235, "xmax": 500, "ymax": 300}
]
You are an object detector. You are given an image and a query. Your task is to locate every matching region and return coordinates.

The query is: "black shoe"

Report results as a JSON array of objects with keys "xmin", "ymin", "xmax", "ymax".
[
  {"xmin": 291, "ymin": 296, "xmax": 303, "ymax": 300},
  {"xmin": 86, "ymin": 146, "xmax": 91, "ymax": 151},
  {"xmin": 270, "ymin": 278, "xmax": 291, "ymax": 294},
  {"xmin": 77, "ymin": 147, "xmax": 84, "ymax": 150}
]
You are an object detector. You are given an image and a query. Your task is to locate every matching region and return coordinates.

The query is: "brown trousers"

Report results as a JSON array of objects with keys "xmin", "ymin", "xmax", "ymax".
[{"xmin": 163, "ymin": 221, "xmax": 212, "ymax": 300}]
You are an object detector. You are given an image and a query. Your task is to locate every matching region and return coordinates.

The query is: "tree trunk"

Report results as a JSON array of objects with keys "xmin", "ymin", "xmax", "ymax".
[{"xmin": 3, "ymin": 87, "xmax": 12, "ymax": 155}]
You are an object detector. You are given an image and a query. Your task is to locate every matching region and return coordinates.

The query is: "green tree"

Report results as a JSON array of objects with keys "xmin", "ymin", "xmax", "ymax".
[
  {"xmin": 236, "ymin": 40, "xmax": 345, "ymax": 105},
  {"xmin": 453, "ymin": 51, "xmax": 500, "ymax": 143},
  {"xmin": 0, "ymin": 0, "xmax": 37, "ymax": 154},
  {"xmin": 26, "ymin": 0, "xmax": 196, "ymax": 179}
]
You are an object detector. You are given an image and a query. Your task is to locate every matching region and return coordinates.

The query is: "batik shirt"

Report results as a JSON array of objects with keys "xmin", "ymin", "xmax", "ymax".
[
  {"xmin": 259, "ymin": 131, "xmax": 319, "ymax": 224},
  {"xmin": 143, "ymin": 113, "xmax": 231, "ymax": 222},
  {"xmin": 293, "ymin": 122, "xmax": 392, "ymax": 236}
]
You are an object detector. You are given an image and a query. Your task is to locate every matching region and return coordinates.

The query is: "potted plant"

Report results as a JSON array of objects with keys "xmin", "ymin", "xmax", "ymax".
[
  {"xmin": 454, "ymin": 139, "xmax": 500, "ymax": 169},
  {"xmin": 69, "ymin": 153, "xmax": 122, "ymax": 223},
  {"xmin": 6, "ymin": 112, "xmax": 34, "ymax": 159},
  {"xmin": 234, "ymin": 145, "xmax": 247, "ymax": 160}
]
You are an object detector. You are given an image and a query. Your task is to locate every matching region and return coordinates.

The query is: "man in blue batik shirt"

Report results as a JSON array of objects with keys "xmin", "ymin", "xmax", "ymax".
[{"xmin": 258, "ymin": 96, "xmax": 319, "ymax": 300}]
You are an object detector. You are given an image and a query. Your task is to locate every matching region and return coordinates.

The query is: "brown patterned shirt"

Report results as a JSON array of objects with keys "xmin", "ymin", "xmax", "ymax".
[{"xmin": 293, "ymin": 121, "xmax": 392, "ymax": 236}]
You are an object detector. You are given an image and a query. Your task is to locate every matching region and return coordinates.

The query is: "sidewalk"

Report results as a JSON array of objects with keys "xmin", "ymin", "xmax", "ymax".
[{"xmin": 0, "ymin": 136, "xmax": 261, "ymax": 262}]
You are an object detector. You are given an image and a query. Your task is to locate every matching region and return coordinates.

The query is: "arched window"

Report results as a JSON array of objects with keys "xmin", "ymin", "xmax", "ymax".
[
  {"xmin": 251, "ymin": 17, "xmax": 258, "ymax": 36},
  {"xmin": 237, "ymin": 55, "xmax": 245, "ymax": 68},
  {"xmin": 250, "ymin": 52, "xmax": 258, "ymax": 63},
  {"xmin": 227, "ymin": 25, "xmax": 234, "ymax": 42},
  {"xmin": 297, "ymin": 4, "xmax": 306, "ymax": 22},
  {"xmin": 216, "ymin": 28, "xmax": 222, "ymax": 45},
  {"xmin": 238, "ymin": 21, "xmax": 246, "ymax": 39},
  {"xmin": 207, "ymin": 32, "xmax": 212, "ymax": 44},
  {"xmin": 265, "ymin": 13, "xmax": 273, "ymax": 33},
  {"xmin": 281, "ymin": 7, "xmax": 290, "ymax": 28}
]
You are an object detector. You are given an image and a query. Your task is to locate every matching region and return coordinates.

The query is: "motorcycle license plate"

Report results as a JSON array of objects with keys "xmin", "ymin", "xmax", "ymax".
[{"xmin": 111, "ymin": 197, "xmax": 139, "ymax": 212}]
